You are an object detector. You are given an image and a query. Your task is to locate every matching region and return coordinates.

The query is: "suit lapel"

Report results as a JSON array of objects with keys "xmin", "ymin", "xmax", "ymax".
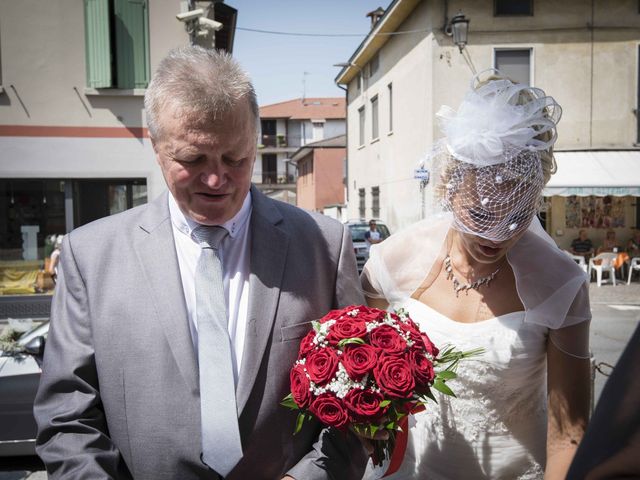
[
  {"xmin": 236, "ymin": 187, "xmax": 289, "ymax": 414},
  {"xmin": 134, "ymin": 193, "xmax": 199, "ymax": 393}
]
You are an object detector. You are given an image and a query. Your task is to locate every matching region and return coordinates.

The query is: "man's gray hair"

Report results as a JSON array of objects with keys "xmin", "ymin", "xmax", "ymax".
[{"xmin": 144, "ymin": 46, "xmax": 259, "ymax": 139}]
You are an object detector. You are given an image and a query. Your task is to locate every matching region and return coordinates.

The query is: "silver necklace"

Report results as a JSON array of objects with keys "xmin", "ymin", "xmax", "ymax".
[{"xmin": 444, "ymin": 254, "xmax": 502, "ymax": 297}]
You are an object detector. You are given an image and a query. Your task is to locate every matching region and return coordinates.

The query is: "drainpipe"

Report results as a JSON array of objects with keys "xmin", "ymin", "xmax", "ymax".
[{"xmin": 337, "ymin": 83, "xmax": 349, "ymax": 209}]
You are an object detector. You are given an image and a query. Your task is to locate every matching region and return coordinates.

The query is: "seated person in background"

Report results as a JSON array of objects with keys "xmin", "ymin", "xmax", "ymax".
[
  {"xmin": 597, "ymin": 229, "xmax": 621, "ymax": 254},
  {"xmin": 570, "ymin": 229, "xmax": 594, "ymax": 259},
  {"xmin": 627, "ymin": 228, "xmax": 640, "ymax": 258}
]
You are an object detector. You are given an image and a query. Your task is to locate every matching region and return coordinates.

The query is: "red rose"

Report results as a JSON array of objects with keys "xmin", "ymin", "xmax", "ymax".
[
  {"xmin": 290, "ymin": 364, "xmax": 312, "ymax": 408},
  {"xmin": 344, "ymin": 388, "xmax": 388, "ymax": 421},
  {"xmin": 310, "ymin": 393, "xmax": 349, "ymax": 429},
  {"xmin": 298, "ymin": 330, "xmax": 317, "ymax": 360},
  {"xmin": 320, "ymin": 309, "xmax": 344, "ymax": 323},
  {"xmin": 305, "ymin": 347, "xmax": 339, "ymax": 385},
  {"xmin": 421, "ymin": 332, "xmax": 439, "ymax": 358},
  {"xmin": 373, "ymin": 354, "xmax": 416, "ymax": 399},
  {"xmin": 370, "ymin": 324, "xmax": 407, "ymax": 354},
  {"xmin": 326, "ymin": 318, "xmax": 367, "ymax": 345},
  {"xmin": 355, "ymin": 306, "xmax": 388, "ymax": 322},
  {"xmin": 409, "ymin": 349, "xmax": 435, "ymax": 386},
  {"xmin": 340, "ymin": 344, "xmax": 378, "ymax": 381},
  {"xmin": 399, "ymin": 319, "xmax": 423, "ymax": 346}
]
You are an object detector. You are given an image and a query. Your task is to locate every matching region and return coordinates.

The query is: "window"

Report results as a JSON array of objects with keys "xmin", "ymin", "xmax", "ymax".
[
  {"xmin": 494, "ymin": 49, "xmax": 531, "ymax": 85},
  {"xmin": 0, "ymin": 178, "xmax": 146, "ymax": 303},
  {"xmin": 262, "ymin": 154, "xmax": 277, "ymax": 184},
  {"xmin": 358, "ymin": 106, "xmax": 365, "ymax": 146},
  {"xmin": 371, "ymin": 95, "xmax": 379, "ymax": 140},
  {"xmin": 261, "ymin": 119, "xmax": 277, "ymax": 147},
  {"xmin": 355, "ymin": 73, "xmax": 362, "ymax": 95},
  {"xmin": 494, "ymin": 0, "xmax": 533, "ymax": 16},
  {"xmin": 388, "ymin": 83, "xmax": 393, "ymax": 132},
  {"xmin": 637, "ymin": 45, "xmax": 640, "ymax": 143},
  {"xmin": 358, "ymin": 188, "xmax": 366, "ymax": 219},
  {"xmin": 371, "ymin": 186, "xmax": 380, "ymax": 219},
  {"xmin": 369, "ymin": 53, "xmax": 379, "ymax": 77},
  {"xmin": 84, "ymin": 0, "xmax": 150, "ymax": 89}
]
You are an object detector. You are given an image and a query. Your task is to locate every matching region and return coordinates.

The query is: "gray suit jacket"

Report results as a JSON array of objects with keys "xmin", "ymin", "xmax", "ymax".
[{"xmin": 34, "ymin": 186, "xmax": 367, "ymax": 479}]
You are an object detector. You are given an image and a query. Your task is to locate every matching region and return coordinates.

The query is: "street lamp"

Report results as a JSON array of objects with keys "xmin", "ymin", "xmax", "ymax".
[{"xmin": 450, "ymin": 12, "xmax": 470, "ymax": 52}]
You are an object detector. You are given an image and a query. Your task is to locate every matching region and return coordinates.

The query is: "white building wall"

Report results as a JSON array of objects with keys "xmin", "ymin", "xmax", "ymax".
[
  {"xmin": 301, "ymin": 120, "xmax": 314, "ymax": 145},
  {"xmin": 345, "ymin": 0, "xmax": 640, "ymax": 233},
  {"xmin": 324, "ymin": 119, "xmax": 346, "ymax": 139},
  {"xmin": 347, "ymin": 0, "xmax": 434, "ymax": 231}
]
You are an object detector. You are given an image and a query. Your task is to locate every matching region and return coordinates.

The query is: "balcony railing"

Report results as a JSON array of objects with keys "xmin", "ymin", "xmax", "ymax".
[
  {"xmin": 259, "ymin": 172, "xmax": 296, "ymax": 184},
  {"xmin": 259, "ymin": 134, "xmax": 302, "ymax": 149}
]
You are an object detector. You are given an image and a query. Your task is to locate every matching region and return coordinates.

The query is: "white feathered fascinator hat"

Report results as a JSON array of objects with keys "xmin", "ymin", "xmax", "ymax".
[{"xmin": 427, "ymin": 70, "xmax": 562, "ymax": 242}]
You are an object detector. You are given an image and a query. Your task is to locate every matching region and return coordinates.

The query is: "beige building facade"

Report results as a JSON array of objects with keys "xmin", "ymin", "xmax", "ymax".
[
  {"xmin": 0, "ymin": 1, "xmax": 236, "ymax": 313},
  {"xmin": 337, "ymin": 0, "xmax": 640, "ymax": 250}
]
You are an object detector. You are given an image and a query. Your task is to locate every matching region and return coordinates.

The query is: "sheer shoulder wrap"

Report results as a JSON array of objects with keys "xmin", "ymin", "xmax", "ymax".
[{"xmin": 361, "ymin": 214, "xmax": 591, "ymax": 357}]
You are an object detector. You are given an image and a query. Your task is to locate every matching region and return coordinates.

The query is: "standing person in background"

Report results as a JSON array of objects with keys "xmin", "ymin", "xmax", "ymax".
[
  {"xmin": 34, "ymin": 46, "xmax": 367, "ymax": 480},
  {"xmin": 46, "ymin": 235, "xmax": 64, "ymax": 283},
  {"xmin": 364, "ymin": 219, "xmax": 383, "ymax": 252}
]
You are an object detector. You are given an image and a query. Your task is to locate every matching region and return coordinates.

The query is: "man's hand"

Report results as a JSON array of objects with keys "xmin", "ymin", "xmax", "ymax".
[{"xmin": 350, "ymin": 425, "xmax": 389, "ymax": 454}]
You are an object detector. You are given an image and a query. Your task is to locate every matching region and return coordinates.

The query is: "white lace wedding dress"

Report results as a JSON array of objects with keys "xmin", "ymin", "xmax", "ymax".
[{"xmin": 361, "ymin": 215, "xmax": 591, "ymax": 480}]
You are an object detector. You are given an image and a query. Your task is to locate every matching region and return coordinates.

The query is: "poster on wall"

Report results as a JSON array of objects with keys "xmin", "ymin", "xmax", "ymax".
[
  {"xmin": 566, "ymin": 195, "xmax": 626, "ymax": 229},
  {"xmin": 566, "ymin": 196, "xmax": 581, "ymax": 228}
]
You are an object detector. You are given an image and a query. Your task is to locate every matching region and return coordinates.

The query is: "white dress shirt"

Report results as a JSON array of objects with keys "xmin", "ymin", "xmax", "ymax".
[{"xmin": 168, "ymin": 192, "xmax": 252, "ymax": 386}]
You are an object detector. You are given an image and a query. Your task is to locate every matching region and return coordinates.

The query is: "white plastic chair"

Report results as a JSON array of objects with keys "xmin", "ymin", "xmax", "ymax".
[
  {"xmin": 563, "ymin": 250, "xmax": 588, "ymax": 273},
  {"xmin": 588, "ymin": 253, "xmax": 618, "ymax": 287},
  {"xmin": 627, "ymin": 257, "xmax": 640, "ymax": 285}
]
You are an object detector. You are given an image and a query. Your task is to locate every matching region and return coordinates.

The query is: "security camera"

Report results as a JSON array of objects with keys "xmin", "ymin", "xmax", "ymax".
[
  {"xmin": 176, "ymin": 8, "xmax": 204, "ymax": 22},
  {"xmin": 198, "ymin": 17, "xmax": 223, "ymax": 31}
]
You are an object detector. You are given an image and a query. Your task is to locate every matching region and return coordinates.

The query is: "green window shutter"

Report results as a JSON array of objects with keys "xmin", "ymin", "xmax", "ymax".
[
  {"xmin": 84, "ymin": 0, "xmax": 112, "ymax": 88},
  {"xmin": 114, "ymin": 0, "xmax": 150, "ymax": 89}
]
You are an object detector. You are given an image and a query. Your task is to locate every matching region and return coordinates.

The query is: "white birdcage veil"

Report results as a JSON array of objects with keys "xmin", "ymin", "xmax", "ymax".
[{"xmin": 425, "ymin": 70, "xmax": 562, "ymax": 242}]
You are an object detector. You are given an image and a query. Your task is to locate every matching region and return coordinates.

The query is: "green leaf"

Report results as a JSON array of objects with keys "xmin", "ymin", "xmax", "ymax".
[
  {"xmin": 437, "ymin": 370, "xmax": 457, "ymax": 381},
  {"xmin": 424, "ymin": 389, "xmax": 437, "ymax": 403},
  {"xmin": 294, "ymin": 412, "xmax": 305, "ymax": 435},
  {"xmin": 385, "ymin": 421, "xmax": 397, "ymax": 430},
  {"xmin": 337, "ymin": 337, "xmax": 366, "ymax": 347},
  {"xmin": 433, "ymin": 379, "xmax": 456, "ymax": 397},
  {"xmin": 312, "ymin": 321, "xmax": 322, "ymax": 333},
  {"xmin": 379, "ymin": 400, "xmax": 391, "ymax": 407},
  {"xmin": 280, "ymin": 394, "xmax": 299, "ymax": 410}
]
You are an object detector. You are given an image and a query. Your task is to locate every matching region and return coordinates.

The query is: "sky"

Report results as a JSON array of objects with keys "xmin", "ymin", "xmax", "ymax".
[{"xmin": 230, "ymin": 0, "xmax": 390, "ymax": 106}]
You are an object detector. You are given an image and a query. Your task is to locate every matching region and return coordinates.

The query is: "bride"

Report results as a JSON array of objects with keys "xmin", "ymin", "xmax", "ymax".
[{"xmin": 361, "ymin": 72, "xmax": 591, "ymax": 479}]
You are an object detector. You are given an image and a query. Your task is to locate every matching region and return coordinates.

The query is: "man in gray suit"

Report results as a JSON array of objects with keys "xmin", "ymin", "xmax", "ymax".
[{"xmin": 34, "ymin": 46, "xmax": 367, "ymax": 480}]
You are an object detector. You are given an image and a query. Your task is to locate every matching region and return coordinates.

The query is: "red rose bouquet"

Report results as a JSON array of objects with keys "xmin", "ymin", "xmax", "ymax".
[{"xmin": 281, "ymin": 305, "xmax": 482, "ymax": 467}]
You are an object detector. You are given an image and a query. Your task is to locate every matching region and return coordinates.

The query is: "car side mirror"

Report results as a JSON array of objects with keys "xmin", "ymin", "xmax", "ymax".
[{"xmin": 24, "ymin": 336, "xmax": 46, "ymax": 357}]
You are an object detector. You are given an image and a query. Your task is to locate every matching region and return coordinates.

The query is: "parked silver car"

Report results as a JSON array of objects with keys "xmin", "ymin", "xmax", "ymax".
[
  {"xmin": 345, "ymin": 220, "xmax": 391, "ymax": 274},
  {"xmin": 0, "ymin": 321, "xmax": 48, "ymax": 456}
]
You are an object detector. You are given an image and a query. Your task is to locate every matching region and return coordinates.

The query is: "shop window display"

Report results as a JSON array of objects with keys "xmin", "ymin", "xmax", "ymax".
[{"xmin": 0, "ymin": 179, "xmax": 146, "ymax": 297}]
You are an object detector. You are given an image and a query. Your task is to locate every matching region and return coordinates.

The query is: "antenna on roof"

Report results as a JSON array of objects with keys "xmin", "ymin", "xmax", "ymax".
[{"xmin": 302, "ymin": 71, "xmax": 309, "ymax": 103}]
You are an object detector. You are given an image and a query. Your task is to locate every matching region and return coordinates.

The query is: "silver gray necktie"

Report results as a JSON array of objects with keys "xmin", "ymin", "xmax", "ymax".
[{"xmin": 192, "ymin": 225, "xmax": 243, "ymax": 476}]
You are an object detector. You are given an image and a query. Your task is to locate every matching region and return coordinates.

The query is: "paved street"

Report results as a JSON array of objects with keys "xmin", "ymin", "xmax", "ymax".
[{"xmin": 1, "ymin": 283, "xmax": 638, "ymax": 479}]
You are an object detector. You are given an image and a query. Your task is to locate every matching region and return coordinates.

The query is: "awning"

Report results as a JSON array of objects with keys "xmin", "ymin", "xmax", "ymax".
[{"xmin": 544, "ymin": 150, "xmax": 640, "ymax": 196}]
